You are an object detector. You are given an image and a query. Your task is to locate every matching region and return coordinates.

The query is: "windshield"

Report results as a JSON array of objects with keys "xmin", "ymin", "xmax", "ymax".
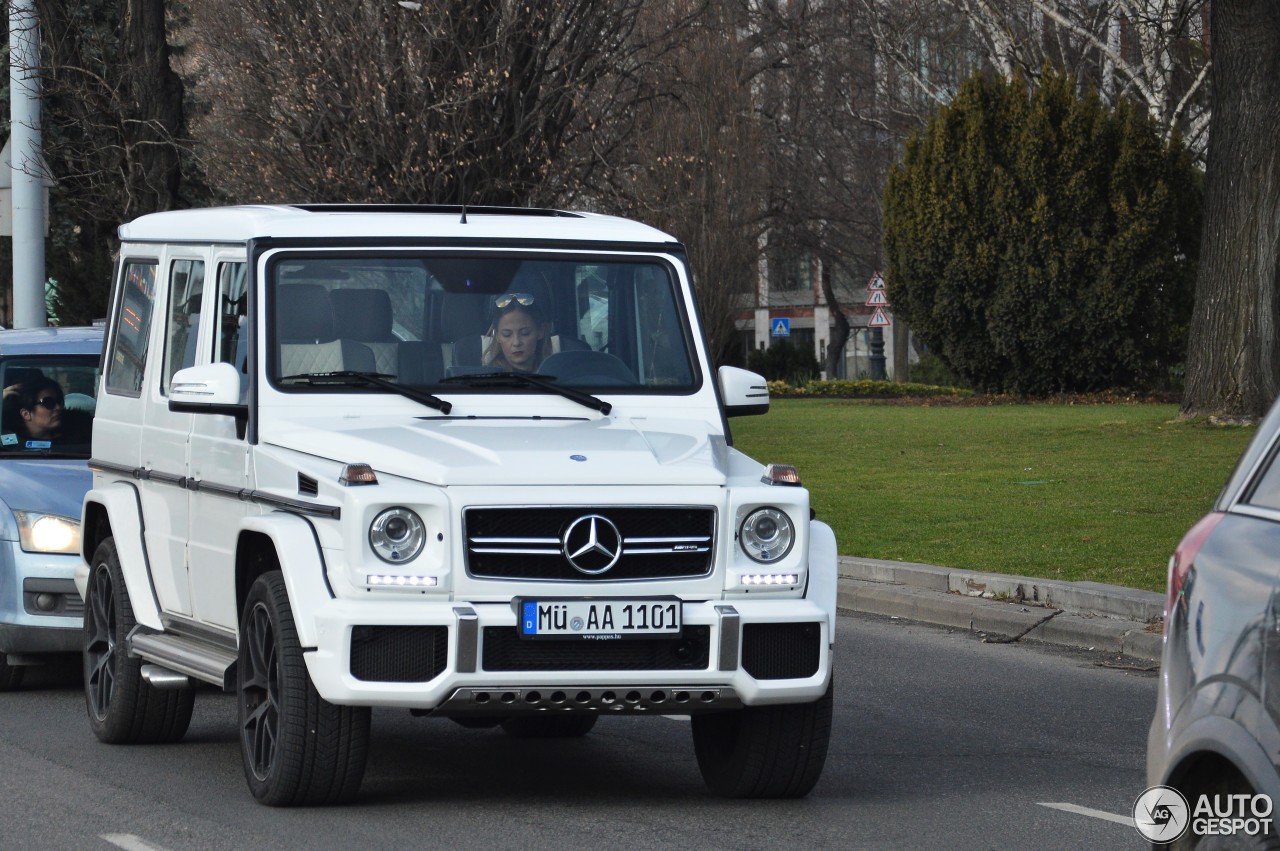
[
  {"xmin": 1, "ymin": 355, "xmax": 100, "ymax": 458},
  {"xmin": 267, "ymin": 253, "xmax": 698, "ymax": 395}
]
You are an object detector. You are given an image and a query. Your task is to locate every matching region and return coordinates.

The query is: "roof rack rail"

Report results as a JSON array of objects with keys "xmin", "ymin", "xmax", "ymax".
[{"xmin": 289, "ymin": 204, "xmax": 582, "ymax": 218}]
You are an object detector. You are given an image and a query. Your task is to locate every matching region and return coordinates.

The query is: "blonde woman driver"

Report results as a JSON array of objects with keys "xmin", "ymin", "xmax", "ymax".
[{"xmin": 483, "ymin": 293, "xmax": 553, "ymax": 373}]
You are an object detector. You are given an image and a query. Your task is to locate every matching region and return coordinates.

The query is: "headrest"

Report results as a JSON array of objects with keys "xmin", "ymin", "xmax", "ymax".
[
  {"xmin": 277, "ymin": 284, "xmax": 335, "ymax": 343},
  {"xmin": 330, "ymin": 289, "xmax": 394, "ymax": 341}
]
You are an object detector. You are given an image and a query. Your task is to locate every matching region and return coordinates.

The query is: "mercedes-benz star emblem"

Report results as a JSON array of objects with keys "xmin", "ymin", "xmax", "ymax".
[{"xmin": 562, "ymin": 514, "xmax": 623, "ymax": 575}]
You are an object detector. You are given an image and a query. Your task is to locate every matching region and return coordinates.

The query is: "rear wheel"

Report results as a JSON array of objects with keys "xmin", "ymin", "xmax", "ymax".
[
  {"xmin": 691, "ymin": 680, "xmax": 832, "ymax": 798},
  {"xmin": 1171, "ymin": 769, "xmax": 1280, "ymax": 851},
  {"xmin": 83, "ymin": 538, "xmax": 194, "ymax": 744},
  {"xmin": 238, "ymin": 570, "xmax": 370, "ymax": 806},
  {"xmin": 500, "ymin": 714, "xmax": 599, "ymax": 738}
]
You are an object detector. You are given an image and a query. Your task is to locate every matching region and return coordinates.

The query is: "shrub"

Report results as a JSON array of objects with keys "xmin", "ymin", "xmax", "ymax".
[
  {"xmin": 746, "ymin": 341, "xmax": 821, "ymax": 384},
  {"xmin": 882, "ymin": 69, "xmax": 1202, "ymax": 395}
]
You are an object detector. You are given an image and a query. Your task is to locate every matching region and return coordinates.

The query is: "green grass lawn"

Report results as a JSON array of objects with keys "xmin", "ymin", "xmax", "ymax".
[{"xmin": 731, "ymin": 400, "xmax": 1257, "ymax": 592}]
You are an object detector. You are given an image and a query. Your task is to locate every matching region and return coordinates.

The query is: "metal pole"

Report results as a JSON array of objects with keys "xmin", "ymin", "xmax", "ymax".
[
  {"xmin": 869, "ymin": 328, "xmax": 886, "ymax": 380},
  {"xmin": 9, "ymin": 0, "xmax": 47, "ymax": 329}
]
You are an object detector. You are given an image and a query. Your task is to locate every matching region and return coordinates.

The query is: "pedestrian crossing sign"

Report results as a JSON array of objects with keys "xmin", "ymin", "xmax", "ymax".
[{"xmin": 771, "ymin": 317, "xmax": 791, "ymax": 337}]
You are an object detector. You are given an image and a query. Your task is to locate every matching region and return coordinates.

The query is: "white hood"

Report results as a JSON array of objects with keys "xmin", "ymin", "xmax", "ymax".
[{"xmin": 264, "ymin": 415, "xmax": 731, "ymax": 487}]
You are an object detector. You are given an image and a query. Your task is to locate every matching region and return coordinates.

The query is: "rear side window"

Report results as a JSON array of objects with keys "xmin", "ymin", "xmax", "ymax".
[
  {"xmin": 106, "ymin": 261, "xmax": 158, "ymax": 396},
  {"xmin": 1245, "ymin": 438, "xmax": 1280, "ymax": 510}
]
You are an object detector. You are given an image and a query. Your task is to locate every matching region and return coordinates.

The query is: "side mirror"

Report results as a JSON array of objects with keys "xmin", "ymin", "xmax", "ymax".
[
  {"xmin": 169, "ymin": 362, "xmax": 243, "ymax": 414},
  {"xmin": 718, "ymin": 366, "xmax": 769, "ymax": 417}
]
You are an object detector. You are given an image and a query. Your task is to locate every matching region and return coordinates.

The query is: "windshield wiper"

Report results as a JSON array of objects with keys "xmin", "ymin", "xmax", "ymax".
[
  {"xmin": 280, "ymin": 371, "xmax": 453, "ymax": 414},
  {"xmin": 440, "ymin": 371, "xmax": 612, "ymax": 414}
]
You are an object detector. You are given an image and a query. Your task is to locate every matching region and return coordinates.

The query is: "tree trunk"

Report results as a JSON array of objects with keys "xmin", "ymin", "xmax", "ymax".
[
  {"xmin": 1181, "ymin": 0, "xmax": 1280, "ymax": 419},
  {"xmin": 121, "ymin": 0, "xmax": 185, "ymax": 213},
  {"xmin": 821, "ymin": 262, "xmax": 850, "ymax": 378}
]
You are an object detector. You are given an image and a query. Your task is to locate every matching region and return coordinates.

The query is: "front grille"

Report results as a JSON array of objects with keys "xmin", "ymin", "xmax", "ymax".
[
  {"xmin": 350, "ymin": 625, "xmax": 449, "ymax": 682},
  {"xmin": 741, "ymin": 622, "xmax": 821, "ymax": 680},
  {"xmin": 481, "ymin": 625, "xmax": 710, "ymax": 672},
  {"xmin": 465, "ymin": 506, "xmax": 715, "ymax": 581}
]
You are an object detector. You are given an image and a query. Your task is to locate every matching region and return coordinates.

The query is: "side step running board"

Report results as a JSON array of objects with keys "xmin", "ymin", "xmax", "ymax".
[{"xmin": 128, "ymin": 627, "xmax": 238, "ymax": 691}]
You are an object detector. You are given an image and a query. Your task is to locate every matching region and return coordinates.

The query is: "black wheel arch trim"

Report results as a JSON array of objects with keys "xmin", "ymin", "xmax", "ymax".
[{"xmin": 85, "ymin": 477, "xmax": 165, "ymax": 626}]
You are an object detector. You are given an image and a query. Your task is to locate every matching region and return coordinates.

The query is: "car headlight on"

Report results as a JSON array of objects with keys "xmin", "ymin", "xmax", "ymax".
[
  {"xmin": 14, "ymin": 511, "xmax": 81, "ymax": 555},
  {"xmin": 739, "ymin": 507, "xmax": 794, "ymax": 563},
  {"xmin": 369, "ymin": 507, "xmax": 426, "ymax": 563}
]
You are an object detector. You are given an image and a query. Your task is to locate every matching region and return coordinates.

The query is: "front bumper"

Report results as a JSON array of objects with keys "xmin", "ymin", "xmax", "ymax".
[
  {"xmin": 303, "ymin": 597, "xmax": 832, "ymax": 712},
  {"xmin": 0, "ymin": 541, "xmax": 83, "ymax": 656}
]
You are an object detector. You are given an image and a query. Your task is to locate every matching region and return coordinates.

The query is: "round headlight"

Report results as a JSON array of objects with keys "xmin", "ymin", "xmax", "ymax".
[
  {"xmin": 369, "ymin": 507, "xmax": 426, "ymax": 563},
  {"xmin": 739, "ymin": 507, "xmax": 794, "ymax": 563}
]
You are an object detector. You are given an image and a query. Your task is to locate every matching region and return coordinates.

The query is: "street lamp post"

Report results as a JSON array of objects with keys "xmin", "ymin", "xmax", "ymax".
[{"xmin": 8, "ymin": 0, "xmax": 48, "ymax": 329}]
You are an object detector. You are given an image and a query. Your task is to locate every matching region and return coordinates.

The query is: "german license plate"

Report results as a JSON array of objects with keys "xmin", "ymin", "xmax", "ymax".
[{"xmin": 519, "ymin": 598, "xmax": 681, "ymax": 640}]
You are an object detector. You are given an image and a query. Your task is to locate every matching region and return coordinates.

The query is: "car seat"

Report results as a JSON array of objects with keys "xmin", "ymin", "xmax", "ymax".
[
  {"xmin": 276, "ymin": 284, "xmax": 375, "ymax": 377},
  {"xmin": 329, "ymin": 288, "xmax": 443, "ymax": 383}
]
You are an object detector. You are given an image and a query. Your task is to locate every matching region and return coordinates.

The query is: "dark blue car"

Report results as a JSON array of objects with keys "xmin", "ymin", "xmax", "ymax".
[{"xmin": 0, "ymin": 326, "xmax": 102, "ymax": 689}]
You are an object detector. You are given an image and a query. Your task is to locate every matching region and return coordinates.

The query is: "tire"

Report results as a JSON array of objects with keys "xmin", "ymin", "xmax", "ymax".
[
  {"xmin": 1169, "ymin": 770, "xmax": 1280, "ymax": 851},
  {"xmin": 500, "ymin": 714, "xmax": 599, "ymax": 738},
  {"xmin": 83, "ymin": 538, "xmax": 194, "ymax": 744},
  {"xmin": 691, "ymin": 680, "xmax": 833, "ymax": 798},
  {"xmin": 0, "ymin": 655, "xmax": 23, "ymax": 691},
  {"xmin": 238, "ymin": 570, "xmax": 370, "ymax": 806}
]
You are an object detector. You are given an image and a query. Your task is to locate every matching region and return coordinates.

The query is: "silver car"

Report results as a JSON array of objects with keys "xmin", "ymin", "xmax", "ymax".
[
  {"xmin": 1148, "ymin": 395, "xmax": 1280, "ymax": 848},
  {"xmin": 0, "ymin": 326, "xmax": 102, "ymax": 689}
]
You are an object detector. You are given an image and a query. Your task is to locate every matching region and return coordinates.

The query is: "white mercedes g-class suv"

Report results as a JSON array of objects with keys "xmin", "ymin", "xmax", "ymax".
[{"xmin": 78, "ymin": 204, "xmax": 836, "ymax": 806}]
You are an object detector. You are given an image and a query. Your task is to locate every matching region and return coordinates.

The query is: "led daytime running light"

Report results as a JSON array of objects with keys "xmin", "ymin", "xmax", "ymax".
[
  {"xmin": 367, "ymin": 574, "xmax": 438, "ymax": 587},
  {"xmin": 741, "ymin": 573, "xmax": 799, "ymax": 586}
]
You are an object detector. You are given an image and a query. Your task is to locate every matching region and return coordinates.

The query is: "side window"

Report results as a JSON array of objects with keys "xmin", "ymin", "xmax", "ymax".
[
  {"xmin": 576, "ymin": 268, "xmax": 609, "ymax": 351},
  {"xmin": 1247, "ymin": 446, "xmax": 1280, "ymax": 510},
  {"xmin": 636, "ymin": 268, "xmax": 693, "ymax": 386},
  {"xmin": 214, "ymin": 261, "xmax": 249, "ymax": 400},
  {"xmin": 106, "ymin": 261, "xmax": 158, "ymax": 396},
  {"xmin": 162, "ymin": 258, "xmax": 206, "ymax": 393}
]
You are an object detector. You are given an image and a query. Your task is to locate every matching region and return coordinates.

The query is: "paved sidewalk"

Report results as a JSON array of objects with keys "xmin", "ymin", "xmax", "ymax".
[{"xmin": 837, "ymin": 556, "xmax": 1165, "ymax": 663}]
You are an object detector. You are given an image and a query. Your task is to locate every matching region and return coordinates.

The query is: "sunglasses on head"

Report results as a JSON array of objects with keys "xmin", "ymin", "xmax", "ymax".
[
  {"xmin": 35, "ymin": 395, "xmax": 64, "ymax": 409},
  {"xmin": 494, "ymin": 293, "xmax": 535, "ymax": 309}
]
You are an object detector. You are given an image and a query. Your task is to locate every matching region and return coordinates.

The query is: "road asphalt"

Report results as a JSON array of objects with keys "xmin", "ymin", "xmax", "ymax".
[{"xmin": 837, "ymin": 556, "xmax": 1166, "ymax": 663}]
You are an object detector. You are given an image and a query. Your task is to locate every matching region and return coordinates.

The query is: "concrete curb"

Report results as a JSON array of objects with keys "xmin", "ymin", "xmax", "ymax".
[{"xmin": 836, "ymin": 556, "xmax": 1165, "ymax": 663}]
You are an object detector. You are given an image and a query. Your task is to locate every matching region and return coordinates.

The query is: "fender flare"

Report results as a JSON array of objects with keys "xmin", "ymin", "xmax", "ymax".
[
  {"xmin": 79, "ymin": 483, "xmax": 163, "ymax": 630},
  {"xmin": 806, "ymin": 519, "xmax": 838, "ymax": 634},
  {"xmin": 1163, "ymin": 710, "xmax": 1280, "ymax": 804},
  {"xmin": 240, "ymin": 512, "xmax": 333, "ymax": 649}
]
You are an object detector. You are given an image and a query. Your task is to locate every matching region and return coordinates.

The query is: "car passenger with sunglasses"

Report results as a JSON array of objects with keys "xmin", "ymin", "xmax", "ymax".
[{"xmin": 483, "ymin": 293, "xmax": 551, "ymax": 372}]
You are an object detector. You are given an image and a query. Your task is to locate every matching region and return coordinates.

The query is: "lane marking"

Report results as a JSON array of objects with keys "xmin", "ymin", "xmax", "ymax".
[
  {"xmin": 100, "ymin": 834, "xmax": 173, "ymax": 851},
  {"xmin": 660, "ymin": 715, "xmax": 691, "ymax": 722},
  {"xmin": 1038, "ymin": 802, "xmax": 1133, "ymax": 827}
]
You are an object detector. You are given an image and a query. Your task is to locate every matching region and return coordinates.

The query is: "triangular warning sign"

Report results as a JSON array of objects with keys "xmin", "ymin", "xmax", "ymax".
[
  {"xmin": 868, "ymin": 306, "xmax": 891, "ymax": 327},
  {"xmin": 866, "ymin": 289, "xmax": 888, "ymax": 306},
  {"xmin": 867, "ymin": 274, "xmax": 886, "ymax": 291}
]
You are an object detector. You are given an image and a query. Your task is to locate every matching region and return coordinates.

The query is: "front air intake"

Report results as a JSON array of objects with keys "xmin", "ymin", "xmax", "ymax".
[
  {"xmin": 481, "ymin": 626, "xmax": 710, "ymax": 672},
  {"xmin": 741, "ymin": 622, "xmax": 821, "ymax": 680},
  {"xmin": 350, "ymin": 625, "xmax": 448, "ymax": 682}
]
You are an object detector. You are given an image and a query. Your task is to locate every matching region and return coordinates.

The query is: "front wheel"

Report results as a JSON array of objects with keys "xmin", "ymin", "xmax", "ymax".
[
  {"xmin": 238, "ymin": 570, "xmax": 370, "ymax": 806},
  {"xmin": 82, "ymin": 538, "xmax": 194, "ymax": 744},
  {"xmin": 691, "ymin": 680, "xmax": 833, "ymax": 798}
]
